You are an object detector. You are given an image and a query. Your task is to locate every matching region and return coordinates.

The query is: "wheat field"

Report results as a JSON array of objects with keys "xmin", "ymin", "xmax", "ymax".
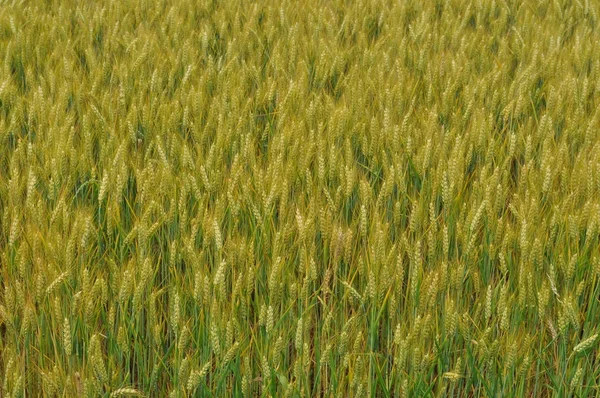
[{"xmin": 1, "ymin": 0, "xmax": 600, "ymax": 396}]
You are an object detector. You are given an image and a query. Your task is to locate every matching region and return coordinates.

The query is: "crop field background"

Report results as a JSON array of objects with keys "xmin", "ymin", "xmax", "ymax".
[{"xmin": 1, "ymin": 0, "xmax": 600, "ymax": 396}]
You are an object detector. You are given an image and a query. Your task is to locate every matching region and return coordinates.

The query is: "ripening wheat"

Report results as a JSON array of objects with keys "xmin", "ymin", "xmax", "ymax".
[{"xmin": 1, "ymin": 0, "xmax": 600, "ymax": 396}]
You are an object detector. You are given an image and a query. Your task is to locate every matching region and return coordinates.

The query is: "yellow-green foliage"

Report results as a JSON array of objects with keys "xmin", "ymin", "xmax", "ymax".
[{"xmin": 1, "ymin": 0, "xmax": 600, "ymax": 396}]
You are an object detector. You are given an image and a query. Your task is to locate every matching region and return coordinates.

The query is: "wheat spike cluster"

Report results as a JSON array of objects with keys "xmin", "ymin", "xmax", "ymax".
[{"xmin": 1, "ymin": 0, "xmax": 600, "ymax": 396}]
